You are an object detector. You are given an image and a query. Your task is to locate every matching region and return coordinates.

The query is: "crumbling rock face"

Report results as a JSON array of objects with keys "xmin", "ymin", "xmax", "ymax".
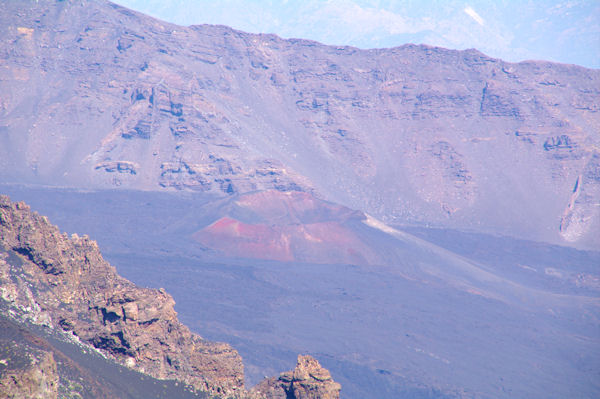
[
  {"xmin": 0, "ymin": 195, "xmax": 245, "ymax": 398},
  {"xmin": 252, "ymin": 355, "xmax": 341, "ymax": 399}
]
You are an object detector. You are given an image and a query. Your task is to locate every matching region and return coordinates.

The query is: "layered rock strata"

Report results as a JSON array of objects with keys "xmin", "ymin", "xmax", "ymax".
[
  {"xmin": 1, "ymin": 0, "xmax": 599, "ymax": 246},
  {"xmin": 0, "ymin": 195, "xmax": 244, "ymax": 397}
]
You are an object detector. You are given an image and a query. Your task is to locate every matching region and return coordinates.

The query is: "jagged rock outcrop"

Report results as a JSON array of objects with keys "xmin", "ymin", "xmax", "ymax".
[
  {"xmin": 0, "ymin": 195, "xmax": 244, "ymax": 397},
  {"xmin": 0, "ymin": 350, "xmax": 59, "ymax": 399},
  {"xmin": 0, "ymin": 194, "xmax": 342, "ymax": 398},
  {"xmin": 252, "ymin": 355, "xmax": 341, "ymax": 399}
]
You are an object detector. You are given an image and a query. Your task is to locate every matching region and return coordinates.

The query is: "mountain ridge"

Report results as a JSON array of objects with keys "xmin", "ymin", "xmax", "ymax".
[{"xmin": 1, "ymin": 0, "xmax": 599, "ymax": 248}]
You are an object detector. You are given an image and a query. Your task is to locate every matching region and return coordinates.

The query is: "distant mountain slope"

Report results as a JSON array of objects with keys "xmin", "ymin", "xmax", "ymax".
[{"xmin": 1, "ymin": 0, "xmax": 599, "ymax": 247}]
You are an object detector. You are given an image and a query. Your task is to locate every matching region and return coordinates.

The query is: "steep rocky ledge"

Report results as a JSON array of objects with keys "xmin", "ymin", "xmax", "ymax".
[
  {"xmin": 0, "ymin": 195, "xmax": 243, "ymax": 397},
  {"xmin": 0, "ymin": 195, "xmax": 340, "ymax": 398},
  {"xmin": 252, "ymin": 355, "xmax": 341, "ymax": 399}
]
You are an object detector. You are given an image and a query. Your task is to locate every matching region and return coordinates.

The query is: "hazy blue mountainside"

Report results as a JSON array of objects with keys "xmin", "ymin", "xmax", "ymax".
[
  {"xmin": 1, "ymin": 0, "xmax": 599, "ymax": 247},
  {"xmin": 1, "ymin": 0, "xmax": 599, "ymax": 398}
]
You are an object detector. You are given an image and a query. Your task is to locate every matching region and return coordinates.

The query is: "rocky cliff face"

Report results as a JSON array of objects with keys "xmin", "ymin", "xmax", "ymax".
[
  {"xmin": 0, "ymin": 195, "xmax": 244, "ymax": 397},
  {"xmin": 0, "ymin": 194, "xmax": 341, "ymax": 398},
  {"xmin": 1, "ymin": 0, "xmax": 598, "ymax": 247},
  {"xmin": 252, "ymin": 355, "xmax": 341, "ymax": 399}
]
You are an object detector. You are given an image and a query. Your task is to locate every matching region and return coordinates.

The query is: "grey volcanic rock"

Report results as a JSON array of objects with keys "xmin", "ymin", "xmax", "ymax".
[
  {"xmin": 0, "ymin": 195, "xmax": 245, "ymax": 397},
  {"xmin": 0, "ymin": 350, "xmax": 59, "ymax": 399},
  {"xmin": 0, "ymin": 0, "xmax": 599, "ymax": 247},
  {"xmin": 252, "ymin": 355, "xmax": 341, "ymax": 399}
]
